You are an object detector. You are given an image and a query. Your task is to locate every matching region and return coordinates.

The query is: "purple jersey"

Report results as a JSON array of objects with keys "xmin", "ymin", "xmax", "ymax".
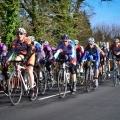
[
  {"xmin": 43, "ymin": 45, "xmax": 56, "ymax": 60},
  {"xmin": 0, "ymin": 43, "xmax": 7, "ymax": 56}
]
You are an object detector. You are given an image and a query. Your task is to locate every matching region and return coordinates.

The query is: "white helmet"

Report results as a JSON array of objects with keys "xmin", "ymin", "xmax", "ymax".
[
  {"xmin": 113, "ymin": 38, "xmax": 119, "ymax": 44},
  {"xmin": 44, "ymin": 40, "xmax": 49, "ymax": 45},
  {"xmin": 16, "ymin": 28, "xmax": 27, "ymax": 33},
  {"xmin": 87, "ymin": 37, "xmax": 95, "ymax": 44},
  {"xmin": 28, "ymin": 36, "xmax": 35, "ymax": 42},
  {"xmin": 74, "ymin": 40, "xmax": 79, "ymax": 45},
  {"xmin": 102, "ymin": 43, "xmax": 107, "ymax": 48}
]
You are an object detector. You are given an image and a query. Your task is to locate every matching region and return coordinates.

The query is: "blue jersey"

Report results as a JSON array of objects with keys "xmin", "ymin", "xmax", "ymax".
[
  {"xmin": 101, "ymin": 47, "xmax": 109, "ymax": 59},
  {"xmin": 54, "ymin": 40, "xmax": 76, "ymax": 65},
  {"xmin": 33, "ymin": 41, "xmax": 45, "ymax": 59},
  {"xmin": 82, "ymin": 43, "xmax": 101, "ymax": 62}
]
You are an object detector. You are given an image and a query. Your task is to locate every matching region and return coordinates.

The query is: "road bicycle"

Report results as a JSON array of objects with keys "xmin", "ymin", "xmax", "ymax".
[
  {"xmin": 8, "ymin": 60, "xmax": 38, "ymax": 105},
  {"xmin": 76, "ymin": 63, "xmax": 85, "ymax": 85},
  {"xmin": 98, "ymin": 61, "xmax": 108, "ymax": 82},
  {"xmin": 57, "ymin": 59, "xmax": 73, "ymax": 98},
  {"xmin": 113, "ymin": 56, "xmax": 120, "ymax": 86},
  {"xmin": 0, "ymin": 56, "xmax": 10, "ymax": 96},
  {"xmin": 84, "ymin": 60, "xmax": 96, "ymax": 92},
  {"xmin": 35, "ymin": 60, "xmax": 56, "ymax": 95}
]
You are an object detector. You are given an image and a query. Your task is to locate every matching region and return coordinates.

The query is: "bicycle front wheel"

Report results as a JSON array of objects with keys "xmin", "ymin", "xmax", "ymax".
[
  {"xmin": 8, "ymin": 71, "xmax": 23, "ymax": 105},
  {"xmin": 30, "ymin": 71, "xmax": 38, "ymax": 101},
  {"xmin": 58, "ymin": 69, "xmax": 67, "ymax": 98},
  {"xmin": 85, "ymin": 68, "xmax": 93, "ymax": 92},
  {"xmin": 39, "ymin": 70, "xmax": 47, "ymax": 95}
]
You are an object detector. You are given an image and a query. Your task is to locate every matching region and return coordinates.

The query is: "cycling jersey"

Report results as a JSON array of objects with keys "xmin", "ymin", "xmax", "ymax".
[
  {"xmin": 81, "ymin": 43, "xmax": 101, "ymax": 69},
  {"xmin": 43, "ymin": 45, "xmax": 56, "ymax": 60},
  {"xmin": 0, "ymin": 43, "xmax": 7, "ymax": 57},
  {"xmin": 54, "ymin": 40, "xmax": 76, "ymax": 65},
  {"xmin": 101, "ymin": 47, "xmax": 109, "ymax": 59},
  {"xmin": 110, "ymin": 43, "xmax": 120, "ymax": 55},
  {"xmin": 32, "ymin": 41, "xmax": 45, "ymax": 60},
  {"xmin": 6, "ymin": 37, "xmax": 35, "ymax": 65},
  {"xmin": 76, "ymin": 44, "xmax": 84, "ymax": 61}
]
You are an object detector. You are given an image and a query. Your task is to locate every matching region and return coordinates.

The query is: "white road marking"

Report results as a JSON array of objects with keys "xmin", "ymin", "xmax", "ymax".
[{"xmin": 38, "ymin": 91, "xmax": 70, "ymax": 100}]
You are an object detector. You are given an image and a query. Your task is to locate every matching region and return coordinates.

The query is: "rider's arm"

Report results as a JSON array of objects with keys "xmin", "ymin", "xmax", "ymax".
[
  {"xmin": 1, "ymin": 44, "xmax": 7, "ymax": 56},
  {"xmin": 81, "ymin": 51, "xmax": 87, "ymax": 62},
  {"xmin": 24, "ymin": 45, "xmax": 32, "ymax": 59},
  {"xmin": 5, "ymin": 47, "xmax": 14, "ymax": 60},
  {"xmin": 54, "ymin": 49, "xmax": 62, "ymax": 59}
]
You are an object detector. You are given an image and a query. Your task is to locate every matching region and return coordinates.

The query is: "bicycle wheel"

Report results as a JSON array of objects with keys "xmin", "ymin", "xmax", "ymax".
[
  {"xmin": 85, "ymin": 68, "xmax": 92, "ymax": 92},
  {"xmin": 113, "ymin": 62, "xmax": 118, "ymax": 87},
  {"xmin": 47, "ymin": 70, "xmax": 56, "ymax": 90},
  {"xmin": 30, "ymin": 70, "xmax": 38, "ymax": 101},
  {"xmin": 8, "ymin": 71, "xmax": 23, "ymax": 105},
  {"xmin": 58, "ymin": 69, "xmax": 67, "ymax": 98},
  {"xmin": 38, "ymin": 69, "xmax": 47, "ymax": 95}
]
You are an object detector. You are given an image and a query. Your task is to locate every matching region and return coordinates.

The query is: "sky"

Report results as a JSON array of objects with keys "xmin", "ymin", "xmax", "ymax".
[{"xmin": 83, "ymin": 0, "xmax": 120, "ymax": 27}]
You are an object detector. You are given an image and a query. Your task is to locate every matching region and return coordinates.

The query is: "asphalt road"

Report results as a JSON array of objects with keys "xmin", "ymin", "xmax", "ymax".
[{"xmin": 0, "ymin": 73, "xmax": 120, "ymax": 120}]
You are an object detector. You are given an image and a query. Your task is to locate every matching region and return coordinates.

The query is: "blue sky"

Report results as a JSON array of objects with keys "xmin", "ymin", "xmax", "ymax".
[{"xmin": 83, "ymin": 0, "xmax": 120, "ymax": 27}]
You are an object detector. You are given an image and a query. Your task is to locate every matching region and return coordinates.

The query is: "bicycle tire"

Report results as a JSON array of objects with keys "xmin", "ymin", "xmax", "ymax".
[
  {"xmin": 46, "ymin": 70, "xmax": 54, "ymax": 90},
  {"xmin": 85, "ymin": 68, "xmax": 92, "ymax": 92},
  {"xmin": 58, "ymin": 69, "xmax": 67, "ymax": 98},
  {"xmin": 113, "ymin": 61, "xmax": 118, "ymax": 87},
  {"xmin": 30, "ymin": 70, "xmax": 39, "ymax": 101},
  {"xmin": 38, "ymin": 69, "xmax": 47, "ymax": 95},
  {"xmin": 8, "ymin": 71, "xmax": 23, "ymax": 105}
]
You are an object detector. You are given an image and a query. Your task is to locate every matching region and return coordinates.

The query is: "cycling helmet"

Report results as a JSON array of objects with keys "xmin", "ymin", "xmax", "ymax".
[
  {"xmin": 28, "ymin": 36, "xmax": 35, "ymax": 42},
  {"xmin": 16, "ymin": 28, "xmax": 27, "ymax": 33},
  {"xmin": 74, "ymin": 40, "xmax": 79, "ymax": 45},
  {"xmin": 113, "ymin": 38, "xmax": 119, "ymax": 44},
  {"xmin": 44, "ymin": 40, "xmax": 49, "ymax": 45},
  {"xmin": 61, "ymin": 34, "xmax": 70, "ymax": 41},
  {"xmin": 87, "ymin": 37, "xmax": 95, "ymax": 44},
  {"xmin": 87, "ymin": 55, "xmax": 93, "ymax": 61},
  {"xmin": 38, "ymin": 39, "xmax": 45, "ymax": 44},
  {"xmin": 102, "ymin": 43, "xmax": 107, "ymax": 48}
]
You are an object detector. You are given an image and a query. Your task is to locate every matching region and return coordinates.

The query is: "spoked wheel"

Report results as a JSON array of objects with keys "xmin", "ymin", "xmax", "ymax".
[
  {"xmin": 30, "ymin": 71, "xmax": 38, "ymax": 101},
  {"xmin": 113, "ymin": 70, "xmax": 117, "ymax": 87},
  {"xmin": 8, "ymin": 72, "xmax": 23, "ymax": 105},
  {"xmin": 47, "ymin": 79, "xmax": 55, "ymax": 90},
  {"xmin": 58, "ymin": 69, "xmax": 67, "ymax": 98},
  {"xmin": 85, "ymin": 68, "xmax": 93, "ymax": 92},
  {"xmin": 39, "ymin": 70, "xmax": 47, "ymax": 95},
  {"xmin": 86, "ymin": 80, "xmax": 92, "ymax": 92},
  {"xmin": 102, "ymin": 72, "xmax": 107, "ymax": 81}
]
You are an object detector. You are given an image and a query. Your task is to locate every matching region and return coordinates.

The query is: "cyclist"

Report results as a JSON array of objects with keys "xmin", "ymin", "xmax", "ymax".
[
  {"xmin": 101, "ymin": 43, "xmax": 110, "ymax": 77},
  {"xmin": 0, "ymin": 36, "xmax": 7, "ymax": 59},
  {"xmin": 81, "ymin": 37, "xmax": 101, "ymax": 88},
  {"xmin": 73, "ymin": 40, "xmax": 84, "ymax": 76},
  {"xmin": 110, "ymin": 38, "xmax": 120, "ymax": 78},
  {"xmin": 28, "ymin": 36, "xmax": 45, "ymax": 63},
  {"xmin": 53, "ymin": 34, "xmax": 77, "ymax": 92},
  {"xmin": 38, "ymin": 39, "xmax": 56, "ymax": 81},
  {"xmin": 0, "ymin": 36, "xmax": 7, "ymax": 91},
  {"xmin": 3, "ymin": 28, "xmax": 35, "ymax": 98}
]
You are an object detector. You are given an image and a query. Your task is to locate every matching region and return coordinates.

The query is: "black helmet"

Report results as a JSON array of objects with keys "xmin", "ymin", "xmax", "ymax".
[{"xmin": 38, "ymin": 39, "xmax": 45, "ymax": 44}]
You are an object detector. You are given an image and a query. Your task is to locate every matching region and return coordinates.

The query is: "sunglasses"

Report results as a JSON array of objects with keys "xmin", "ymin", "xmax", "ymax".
[
  {"xmin": 17, "ymin": 32, "xmax": 24, "ymax": 35},
  {"xmin": 63, "ymin": 41, "xmax": 68, "ymax": 43},
  {"xmin": 89, "ymin": 44, "xmax": 93, "ymax": 45}
]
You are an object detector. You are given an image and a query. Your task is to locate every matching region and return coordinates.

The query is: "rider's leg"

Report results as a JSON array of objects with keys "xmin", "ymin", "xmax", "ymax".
[
  {"xmin": 26, "ymin": 53, "xmax": 35, "ymax": 98},
  {"xmin": 94, "ymin": 62, "xmax": 100, "ymax": 87},
  {"xmin": 70, "ymin": 65, "xmax": 77, "ymax": 92}
]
